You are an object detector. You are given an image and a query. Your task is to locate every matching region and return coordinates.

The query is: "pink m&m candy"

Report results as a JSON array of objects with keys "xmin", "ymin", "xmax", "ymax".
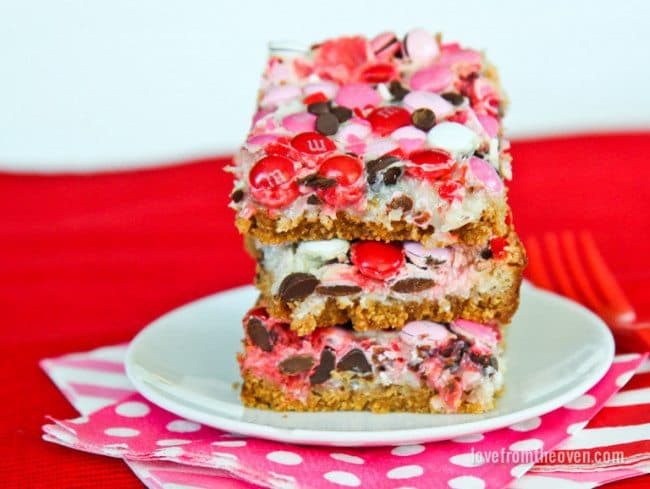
[
  {"xmin": 335, "ymin": 83, "xmax": 381, "ymax": 109},
  {"xmin": 403, "ymin": 91, "xmax": 455, "ymax": 119},
  {"xmin": 469, "ymin": 156, "xmax": 503, "ymax": 194},
  {"xmin": 282, "ymin": 112, "xmax": 316, "ymax": 133},
  {"xmin": 451, "ymin": 319, "xmax": 500, "ymax": 346},
  {"xmin": 476, "ymin": 113, "xmax": 499, "ymax": 138},
  {"xmin": 260, "ymin": 85, "xmax": 301, "ymax": 108},
  {"xmin": 404, "ymin": 29, "xmax": 439, "ymax": 65},
  {"xmin": 410, "ymin": 65, "xmax": 453, "ymax": 93},
  {"xmin": 246, "ymin": 134, "xmax": 281, "ymax": 147}
]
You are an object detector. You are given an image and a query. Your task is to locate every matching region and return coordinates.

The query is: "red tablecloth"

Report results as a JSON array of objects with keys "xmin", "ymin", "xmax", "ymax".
[{"xmin": 1, "ymin": 133, "xmax": 649, "ymax": 488}]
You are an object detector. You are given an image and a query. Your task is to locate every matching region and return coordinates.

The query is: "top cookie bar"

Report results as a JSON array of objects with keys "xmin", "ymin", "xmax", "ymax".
[{"xmin": 230, "ymin": 30, "xmax": 512, "ymax": 246}]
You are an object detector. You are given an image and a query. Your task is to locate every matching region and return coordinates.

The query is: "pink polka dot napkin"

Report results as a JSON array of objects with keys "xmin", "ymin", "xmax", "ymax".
[{"xmin": 42, "ymin": 345, "xmax": 647, "ymax": 489}]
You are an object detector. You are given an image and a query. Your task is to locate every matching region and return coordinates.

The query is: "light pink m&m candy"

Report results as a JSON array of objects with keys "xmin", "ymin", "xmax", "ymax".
[
  {"xmin": 404, "ymin": 29, "xmax": 439, "ymax": 65},
  {"xmin": 400, "ymin": 320, "xmax": 453, "ymax": 346},
  {"xmin": 469, "ymin": 156, "xmax": 503, "ymax": 194},
  {"xmin": 403, "ymin": 241, "xmax": 451, "ymax": 268},
  {"xmin": 260, "ymin": 85, "xmax": 301, "ymax": 108},
  {"xmin": 335, "ymin": 83, "xmax": 381, "ymax": 109},
  {"xmin": 403, "ymin": 91, "xmax": 455, "ymax": 119},
  {"xmin": 410, "ymin": 65, "xmax": 453, "ymax": 93},
  {"xmin": 391, "ymin": 126, "xmax": 426, "ymax": 153},
  {"xmin": 282, "ymin": 112, "xmax": 316, "ymax": 133},
  {"xmin": 335, "ymin": 117, "xmax": 372, "ymax": 142}
]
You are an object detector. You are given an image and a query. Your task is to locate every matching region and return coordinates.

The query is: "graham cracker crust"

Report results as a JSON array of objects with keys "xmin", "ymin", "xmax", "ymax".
[{"xmin": 240, "ymin": 372, "xmax": 499, "ymax": 414}]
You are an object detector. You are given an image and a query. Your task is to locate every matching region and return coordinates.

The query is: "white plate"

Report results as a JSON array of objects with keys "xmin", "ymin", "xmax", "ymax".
[{"xmin": 125, "ymin": 282, "xmax": 614, "ymax": 447}]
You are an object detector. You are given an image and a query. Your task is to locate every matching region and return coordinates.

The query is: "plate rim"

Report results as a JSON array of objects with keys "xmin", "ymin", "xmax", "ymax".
[{"xmin": 125, "ymin": 283, "xmax": 615, "ymax": 446}]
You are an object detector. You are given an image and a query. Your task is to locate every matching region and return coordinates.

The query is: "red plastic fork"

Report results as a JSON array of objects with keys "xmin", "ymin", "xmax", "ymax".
[{"xmin": 525, "ymin": 231, "xmax": 650, "ymax": 352}]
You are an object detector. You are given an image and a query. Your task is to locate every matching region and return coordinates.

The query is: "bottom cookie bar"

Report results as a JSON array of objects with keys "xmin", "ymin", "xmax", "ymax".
[{"xmin": 239, "ymin": 307, "xmax": 505, "ymax": 414}]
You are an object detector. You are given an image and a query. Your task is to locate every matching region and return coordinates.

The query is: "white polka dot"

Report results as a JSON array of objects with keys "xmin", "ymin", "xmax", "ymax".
[
  {"xmin": 510, "ymin": 463, "xmax": 534, "ymax": 478},
  {"xmin": 115, "ymin": 401, "xmax": 150, "ymax": 417},
  {"xmin": 564, "ymin": 394, "xmax": 596, "ymax": 410},
  {"xmin": 613, "ymin": 353, "xmax": 640, "ymax": 363},
  {"xmin": 323, "ymin": 470, "xmax": 361, "ymax": 487},
  {"xmin": 387, "ymin": 465, "xmax": 424, "ymax": 479},
  {"xmin": 510, "ymin": 417, "xmax": 542, "ymax": 432},
  {"xmin": 616, "ymin": 370, "xmax": 636, "ymax": 387},
  {"xmin": 154, "ymin": 446, "xmax": 184, "ymax": 457},
  {"xmin": 447, "ymin": 475, "xmax": 485, "ymax": 489},
  {"xmin": 391, "ymin": 444, "xmax": 425, "ymax": 456},
  {"xmin": 104, "ymin": 427, "xmax": 140, "ymax": 437},
  {"xmin": 163, "ymin": 484, "xmax": 199, "ymax": 489},
  {"xmin": 69, "ymin": 416, "xmax": 89, "ymax": 424},
  {"xmin": 212, "ymin": 440, "xmax": 247, "ymax": 447},
  {"xmin": 156, "ymin": 439, "xmax": 191, "ymax": 446},
  {"xmin": 266, "ymin": 450, "xmax": 303, "ymax": 465},
  {"xmin": 509, "ymin": 438, "xmax": 544, "ymax": 452},
  {"xmin": 166, "ymin": 420, "xmax": 201, "ymax": 433},
  {"xmin": 566, "ymin": 421, "xmax": 588, "ymax": 435},
  {"xmin": 449, "ymin": 452, "xmax": 485, "ymax": 467},
  {"xmin": 451, "ymin": 433, "xmax": 484, "ymax": 443},
  {"xmin": 330, "ymin": 453, "xmax": 365, "ymax": 464}
]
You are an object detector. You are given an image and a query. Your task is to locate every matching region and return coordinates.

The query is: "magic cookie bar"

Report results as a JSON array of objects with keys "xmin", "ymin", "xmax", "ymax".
[
  {"xmin": 239, "ymin": 306, "xmax": 505, "ymax": 413},
  {"xmin": 229, "ymin": 30, "xmax": 512, "ymax": 248}
]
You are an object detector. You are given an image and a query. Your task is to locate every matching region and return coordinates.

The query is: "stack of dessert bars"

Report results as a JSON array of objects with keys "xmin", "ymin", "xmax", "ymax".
[{"xmin": 229, "ymin": 29, "xmax": 526, "ymax": 413}]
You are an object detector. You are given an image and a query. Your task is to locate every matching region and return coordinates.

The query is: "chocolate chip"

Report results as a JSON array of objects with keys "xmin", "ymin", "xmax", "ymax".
[
  {"xmin": 277, "ymin": 273, "xmax": 319, "ymax": 302},
  {"xmin": 388, "ymin": 80, "xmax": 409, "ymax": 101},
  {"xmin": 480, "ymin": 248, "xmax": 493, "ymax": 259},
  {"xmin": 391, "ymin": 278, "xmax": 436, "ymax": 293},
  {"xmin": 309, "ymin": 348, "xmax": 336, "ymax": 384},
  {"xmin": 336, "ymin": 348, "xmax": 371, "ymax": 374},
  {"xmin": 307, "ymin": 194, "xmax": 323, "ymax": 205},
  {"xmin": 315, "ymin": 112, "xmax": 339, "ymax": 136},
  {"xmin": 307, "ymin": 101, "xmax": 331, "ymax": 115},
  {"xmin": 411, "ymin": 108, "xmax": 436, "ymax": 131},
  {"xmin": 366, "ymin": 155, "xmax": 400, "ymax": 184},
  {"xmin": 441, "ymin": 92, "xmax": 464, "ymax": 106},
  {"xmin": 382, "ymin": 167, "xmax": 402, "ymax": 185},
  {"xmin": 389, "ymin": 195, "xmax": 413, "ymax": 211},
  {"xmin": 330, "ymin": 106, "xmax": 353, "ymax": 123},
  {"xmin": 230, "ymin": 189, "xmax": 244, "ymax": 203},
  {"xmin": 298, "ymin": 173, "xmax": 337, "ymax": 189},
  {"xmin": 246, "ymin": 317, "xmax": 272, "ymax": 352},
  {"xmin": 315, "ymin": 284, "xmax": 362, "ymax": 296},
  {"xmin": 279, "ymin": 354, "xmax": 315, "ymax": 375}
]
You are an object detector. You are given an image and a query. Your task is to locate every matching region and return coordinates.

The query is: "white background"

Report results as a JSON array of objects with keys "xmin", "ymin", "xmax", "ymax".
[{"xmin": 1, "ymin": 0, "xmax": 649, "ymax": 172}]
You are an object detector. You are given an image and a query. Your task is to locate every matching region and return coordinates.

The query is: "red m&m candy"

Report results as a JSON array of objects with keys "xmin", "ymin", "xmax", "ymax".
[
  {"xmin": 406, "ymin": 148, "xmax": 456, "ymax": 181},
  {"xmin": 489, "ymin": 237, "xmax": 508, "ymax": 259},
  {"xmin": 291, "ymin": 132, "xmax": 336, "ymax": 155},
  {"xmin": 359, "ymin": 63, "xmax": 397, "ymax": 84},
  {"xmin": 317, "ymin": 154, "xmax": 364, "ymax": 206},
  {"xmin": 367, "ymin": 106, "xmax": 411, "ymax": 136},
  {"xmin": 350, "ymin": 241, "xmax": 405, "ymax": 281},
  {"xmin": 248, "ymin": 155, "xmax": 299, "ymax": 208}
]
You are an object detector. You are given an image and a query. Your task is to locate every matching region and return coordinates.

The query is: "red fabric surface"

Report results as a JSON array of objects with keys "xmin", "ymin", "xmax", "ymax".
[{"xmin": 1, "ymin": 133, "xmax": 649, "ymax": 488}]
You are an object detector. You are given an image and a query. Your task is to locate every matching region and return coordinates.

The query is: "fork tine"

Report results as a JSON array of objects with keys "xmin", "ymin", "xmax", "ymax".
[
  {"xmin": 578, "ymin": 231, "xmax": 637, "ymax": 324},
  {"xmin": 525, "ymin": 236, "xmax": 554, "ymax": 290},
  {"xmin": 559, "ymin": 231, "xmax": 605, "ymax": 313},
  {"xmin": 543, "ymin": 232, "xmax": 581, "ymax": 302}
]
